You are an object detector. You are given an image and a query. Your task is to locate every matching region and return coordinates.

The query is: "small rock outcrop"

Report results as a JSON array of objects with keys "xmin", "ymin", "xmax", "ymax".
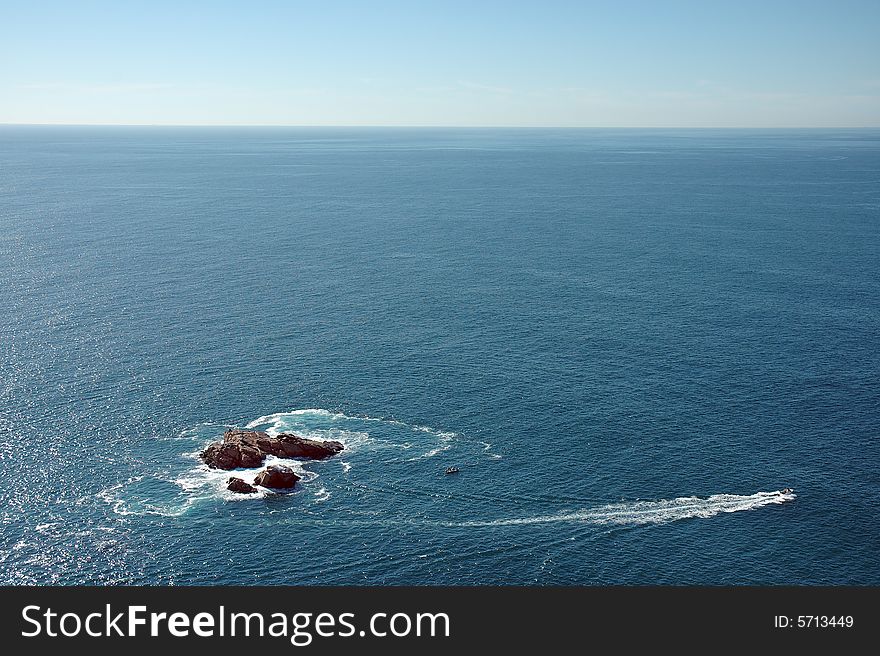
[
  {"xmin": 254, "ymin": 465, "xmax": 300, "ymax": 489},
  {"xmin": 227, "ymin": 477, "xmax": 258, "ymax": 494},
  {"xmin": 201, "ymin": 429, "xmax": 344, "ymax": 470}
]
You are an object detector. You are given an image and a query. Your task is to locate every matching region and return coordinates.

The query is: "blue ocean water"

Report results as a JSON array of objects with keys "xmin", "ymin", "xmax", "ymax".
[{"xmin": 0, "ymin": 127, "xmax": 878, "ymax": 585}]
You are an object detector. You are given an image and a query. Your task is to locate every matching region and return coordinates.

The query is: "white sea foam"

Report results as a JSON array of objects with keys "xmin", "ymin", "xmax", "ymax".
[
  {"xmin": 419, "ymin": 445, "xmax": 451, "ymax": 459},
  {"xmin": 174, "ymin": 454, "xmax": 319, "ymax": 503},
  {"xmin": 98, "ymin": 476, "xmax": 198, "ymax": 517},
  {"xmin": 478, "ymin": 440, "xmax": 502, "ymax": 459},
  {"xmin": 245, "ymin": 408, "xmax": 462, "ymax": 458},
  {"xmin": 407, "ymin": 434, "xmax": 453, "ymax": 461},
  {"xmin": 246, "ymin": 408, "xmax": 343, "ymax": 434},
  {"xmin": 449, "ymin": 491, "xmax": 796, "ymax": 528},
  {"xmin": 103, "ymin": 408, "xmax": 481, "ymax": 515}
]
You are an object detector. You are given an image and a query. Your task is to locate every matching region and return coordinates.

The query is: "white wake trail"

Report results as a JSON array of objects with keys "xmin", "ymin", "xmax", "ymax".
[{"xmin": 451, "ymin": 490, "xmax": 796, "ymax": 527}]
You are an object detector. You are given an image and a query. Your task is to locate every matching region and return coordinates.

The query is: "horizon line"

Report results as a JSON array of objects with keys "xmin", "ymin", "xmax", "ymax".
[{"xmin": 2, "ymin": 122, "xmax": 879, "ymax": 130}]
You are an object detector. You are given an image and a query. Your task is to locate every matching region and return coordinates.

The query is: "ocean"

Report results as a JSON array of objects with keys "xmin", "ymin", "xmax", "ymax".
[{"xmin": 1, "ymin": 127, "xmax": 878, "ymax": 585}]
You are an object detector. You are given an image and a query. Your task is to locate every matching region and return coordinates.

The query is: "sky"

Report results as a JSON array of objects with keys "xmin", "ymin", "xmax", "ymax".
[{"xmin": 1, "ymin": 0, "xmax": 878, "ymax": 127}]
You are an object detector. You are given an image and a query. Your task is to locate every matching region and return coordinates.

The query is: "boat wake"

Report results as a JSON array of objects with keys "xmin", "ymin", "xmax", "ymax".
[
  {"xmin": 449, "ymin": 490, "xmax": 796, "ymax": 528},
  {"xmin": 97, "ymin": 409, "xmax": 794, "ymax": 528}
]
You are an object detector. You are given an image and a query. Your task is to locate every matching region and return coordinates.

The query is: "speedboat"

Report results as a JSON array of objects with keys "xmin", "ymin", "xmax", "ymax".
[
  {"xmin": 781, "ymin": 488, "xmax": 794, "ymax": 495},
  {"xmin": 445, "ymin": 466, "xmax": 460, "ymax": 475}
]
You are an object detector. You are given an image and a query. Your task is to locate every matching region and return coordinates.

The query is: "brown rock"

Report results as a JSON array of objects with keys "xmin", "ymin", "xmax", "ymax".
[
  {"xmin": 253, "ymin": 465, "xmax": 300, "ymax": 489},
  {"xmin": 227, "ymin": 477, "xmax": 257, "ymax": 494},
  {"xmin": 274, "ymin": 433, "xmax": 345, "ymax": 460},
  {"xmin": 200, "ymin": 429, "xmax": 344, "ymax": 470},
  {"xmin": 202, "ymin": 441, "xmax": 264, "ymax": 470}
]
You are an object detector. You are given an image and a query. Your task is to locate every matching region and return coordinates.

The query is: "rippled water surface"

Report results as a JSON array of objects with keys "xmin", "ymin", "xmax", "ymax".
[{"xmin": 1, "ymin": 127, "xmax": 878, "ymax": 584}]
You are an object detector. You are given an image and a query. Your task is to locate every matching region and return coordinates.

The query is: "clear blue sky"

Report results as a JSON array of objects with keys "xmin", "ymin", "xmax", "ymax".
[{"xmin": 1, "ymin": 0, "xmax": 878, "ymax": 126}]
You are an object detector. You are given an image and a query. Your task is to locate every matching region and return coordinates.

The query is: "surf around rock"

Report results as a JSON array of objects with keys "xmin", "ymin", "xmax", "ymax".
[{"xmin": 201, "ymin": 429, "xmax": 344, "ymax": 471}]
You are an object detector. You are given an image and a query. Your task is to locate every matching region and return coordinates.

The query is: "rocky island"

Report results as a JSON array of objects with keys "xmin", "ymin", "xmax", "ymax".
[{"xmin": 200, "ymin": 428, "xmax": 344, "ymax": 494}]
